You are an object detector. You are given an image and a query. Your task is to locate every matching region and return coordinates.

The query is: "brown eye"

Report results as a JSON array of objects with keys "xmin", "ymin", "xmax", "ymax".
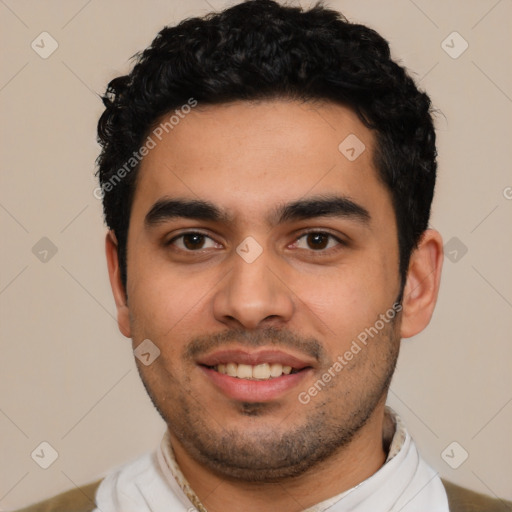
[
  {"xmin": 182, "ymin": 233, "xmax": 206, "ymax": 250},
  {"xmin": 169, "ymin": 233, "xmax": 220, "ymax": 251},
  {"xmin": 306, "ymin": 233, "xmax": 329, "ymax": 250},
  {"xmin": 293, "ymin": 232, "xmax": 341, "ymax": 252}
]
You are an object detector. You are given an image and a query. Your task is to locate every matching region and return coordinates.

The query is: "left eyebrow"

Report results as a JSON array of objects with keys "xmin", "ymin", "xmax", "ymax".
[{"xmin": 272, "ymin": 195, "xmax": 371, "ymax": 226}]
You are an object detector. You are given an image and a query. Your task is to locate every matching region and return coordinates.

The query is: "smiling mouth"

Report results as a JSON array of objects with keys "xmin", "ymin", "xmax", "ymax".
[{"xmin": 204, "ymin": 363, "xmax": 303, "ymax": 380}]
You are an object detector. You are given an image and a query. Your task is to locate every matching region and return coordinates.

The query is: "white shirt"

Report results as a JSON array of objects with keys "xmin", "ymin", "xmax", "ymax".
[{"xmin": 93, "ymin": 408, "xmax": 449, "ymax": 512}]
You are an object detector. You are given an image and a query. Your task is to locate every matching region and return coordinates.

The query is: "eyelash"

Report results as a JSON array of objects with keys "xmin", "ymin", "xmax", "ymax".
[{"xmin": 166, "ymin": 230, "xmax": 346, "ymax": 254}]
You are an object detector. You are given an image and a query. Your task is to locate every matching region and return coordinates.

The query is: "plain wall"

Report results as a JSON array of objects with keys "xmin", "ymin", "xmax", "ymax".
[{"xmin": 1, "ymin": 0, "xmax": 511, "ymax": 508}]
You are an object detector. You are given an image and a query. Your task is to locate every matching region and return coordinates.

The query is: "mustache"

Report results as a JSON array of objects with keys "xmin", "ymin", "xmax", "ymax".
[{"xmin": 184, "ymin": 326, "xmax": 327, "ymax": 364}]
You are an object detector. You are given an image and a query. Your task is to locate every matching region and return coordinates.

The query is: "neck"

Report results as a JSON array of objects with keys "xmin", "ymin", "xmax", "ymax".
[{"xmin": 169, "ymin": 405, "xmax": 389, "ymax": 512}]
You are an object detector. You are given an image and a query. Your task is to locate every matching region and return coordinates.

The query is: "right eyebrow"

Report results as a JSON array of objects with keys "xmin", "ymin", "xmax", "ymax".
[{"xmin": 144, "ymin": 198, "xmax": 230, "ymax": 227}]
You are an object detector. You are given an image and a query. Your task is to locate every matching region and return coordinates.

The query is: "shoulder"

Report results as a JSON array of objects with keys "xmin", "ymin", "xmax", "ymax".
[
  {"xmin": 12, "ymin": 479, "xmax": 103, "ymax": 512},
  {"xmin": 442, "ymin": 479, "xmax": 512, "ymax": 512}
]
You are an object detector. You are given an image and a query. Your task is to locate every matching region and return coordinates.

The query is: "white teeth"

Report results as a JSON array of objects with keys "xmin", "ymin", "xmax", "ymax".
[
  {"xmin": 269, "ymin": 363, "xmax": 282, "ymax": 377},
  {"xmin": 226, "ymin": 363, "xmax": 237, "ymax": 377},
  {"xmin": 252, "ymin": 363, "xmax": 270, "ymax": 379},
  {"xmin": 215, "ymin": 362, "xmax": 296, "ymax": 379},
  {"xmin": 236, "ymin": 364, "xmax": 253, "ymax": 379}
]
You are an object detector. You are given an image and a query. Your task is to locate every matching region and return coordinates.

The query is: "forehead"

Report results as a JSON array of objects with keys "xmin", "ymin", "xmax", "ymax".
[{"xmin": 131, "ymin": 100, "xmax": 391, "ymax": 224}]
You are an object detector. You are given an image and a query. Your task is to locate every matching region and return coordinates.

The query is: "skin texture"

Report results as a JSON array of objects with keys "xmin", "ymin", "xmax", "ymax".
[{"xmin": 106, "ymin": 100, "xmax": 443, "ymax": 512}]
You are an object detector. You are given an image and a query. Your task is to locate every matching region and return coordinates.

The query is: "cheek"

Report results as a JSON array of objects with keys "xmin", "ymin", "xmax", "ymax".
[
  {"xmin": 292, "ymin": 264, "xmax": 393, "ymax": 345},
  {"xmin": 127, "ymin": 260, "xmax": 218, "ymax": 339}
]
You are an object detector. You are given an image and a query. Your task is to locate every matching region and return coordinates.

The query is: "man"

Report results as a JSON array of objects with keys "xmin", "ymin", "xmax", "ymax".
[{"xmin": 16, "ymin": 1, "xmax": 511, "ymax": 511}]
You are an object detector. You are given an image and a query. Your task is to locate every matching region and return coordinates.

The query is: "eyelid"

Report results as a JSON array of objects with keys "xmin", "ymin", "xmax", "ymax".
[{"xmin": 292, "ymin": 229, "xmax": 346, "ymax": 244}]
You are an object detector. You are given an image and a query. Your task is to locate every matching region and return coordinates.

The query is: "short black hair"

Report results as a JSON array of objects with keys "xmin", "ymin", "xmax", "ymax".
[{"xmin": 96, "ymin": 0, "xmax": 437, "ymax": 293}]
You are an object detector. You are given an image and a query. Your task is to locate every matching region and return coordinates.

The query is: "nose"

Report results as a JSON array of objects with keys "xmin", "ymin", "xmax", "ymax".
[{"xmin": 212, "ymin": 248, "xmax": 295, "ymax": 330}]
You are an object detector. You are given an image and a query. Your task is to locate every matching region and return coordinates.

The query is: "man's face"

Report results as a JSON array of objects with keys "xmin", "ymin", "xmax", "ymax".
[{"xmin": 122, "ymin": 100, "xmax": 402, "ymax": 480}]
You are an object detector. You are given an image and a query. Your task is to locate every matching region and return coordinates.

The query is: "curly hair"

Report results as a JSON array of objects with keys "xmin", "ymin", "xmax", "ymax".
[{"xmin": 96, "ymin": 0, "xmax": 437, "ymax": 293}]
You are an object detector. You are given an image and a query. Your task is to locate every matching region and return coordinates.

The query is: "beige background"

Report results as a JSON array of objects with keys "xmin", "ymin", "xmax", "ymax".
[{"xmin": 1, "ymin": 0, "xmax": 511, "ymax": 509}]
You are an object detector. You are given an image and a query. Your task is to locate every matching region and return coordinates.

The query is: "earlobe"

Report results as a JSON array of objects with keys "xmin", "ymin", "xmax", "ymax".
[
  {"xmin": 105, "ymin": 230, "xmax": 132, "ymax": 338},
  {"xmin": 400, "ymin": 229, "xmax": 444, "ymax": 339}
]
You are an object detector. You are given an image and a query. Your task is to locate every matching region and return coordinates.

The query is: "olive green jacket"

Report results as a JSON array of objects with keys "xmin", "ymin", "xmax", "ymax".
[{"xmin": 13, "ymin": 478, "xmax": 512, "ymax": 512}]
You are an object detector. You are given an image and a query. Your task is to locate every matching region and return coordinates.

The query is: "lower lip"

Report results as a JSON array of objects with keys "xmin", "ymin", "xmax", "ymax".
[{"xmin": 200, "ymin": 366, "xmax": 311, "ymax": 402}]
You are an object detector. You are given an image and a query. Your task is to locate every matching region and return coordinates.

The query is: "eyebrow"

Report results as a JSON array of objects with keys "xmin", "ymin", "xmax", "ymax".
[
  {"xmin": 145, "ymin": 198, "xmax": 227, "ymax": 226},
  {"xmin": 144, "ymin": 195, "xmax": 370, "ymax": 228},
  {"xmin": 273, "ymin": 195, "xmax": 370, "ymax": 225}
]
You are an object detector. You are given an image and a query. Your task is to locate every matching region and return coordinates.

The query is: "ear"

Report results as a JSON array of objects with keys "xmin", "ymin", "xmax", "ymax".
[
  {"xmin": 105, "ymin": 230, "xmax": 131, "ymax": 338},
  {"xmin": 400, "ymin": 229, "xmax": 444, "ymax": 339}
]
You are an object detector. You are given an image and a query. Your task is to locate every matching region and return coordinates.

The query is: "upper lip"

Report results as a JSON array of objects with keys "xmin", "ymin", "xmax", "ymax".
[{"xmin": 197, "ymin": 349, "xmax": 315, "ymax": 370}]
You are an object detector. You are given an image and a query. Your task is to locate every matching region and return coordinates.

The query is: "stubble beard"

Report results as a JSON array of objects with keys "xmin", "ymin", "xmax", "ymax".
[{"xmin": 136, "ymin": 320, "xmax": 401, "ymax": 483}]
